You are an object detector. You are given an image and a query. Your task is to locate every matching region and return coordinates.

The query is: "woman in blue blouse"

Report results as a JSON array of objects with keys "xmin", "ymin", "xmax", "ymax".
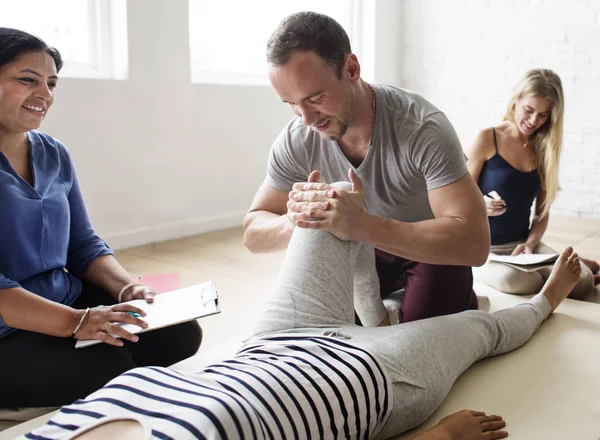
[{"xmin": 0, "ymin": 28, "xmax": 201, "ymax": 408}]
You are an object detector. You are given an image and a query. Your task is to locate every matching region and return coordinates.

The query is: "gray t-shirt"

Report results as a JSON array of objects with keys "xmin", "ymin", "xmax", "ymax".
[{"xmin": 266, "ymin": 84, "xmax": 467, "ymax": 223}]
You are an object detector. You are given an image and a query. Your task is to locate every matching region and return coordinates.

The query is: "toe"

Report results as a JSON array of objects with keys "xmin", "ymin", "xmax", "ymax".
[{"xmin": 567, "ymin": 251, "xmax": 579, "ymax": 265}]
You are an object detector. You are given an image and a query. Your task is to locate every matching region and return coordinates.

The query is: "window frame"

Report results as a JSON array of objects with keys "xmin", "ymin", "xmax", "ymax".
[
  {"xmin": 189, "ymin": 0, "xmax": 368, "ymax": 86},
  {"xmin": 0, "ymin": 0, "xmax": 127, "ymax": 80}
]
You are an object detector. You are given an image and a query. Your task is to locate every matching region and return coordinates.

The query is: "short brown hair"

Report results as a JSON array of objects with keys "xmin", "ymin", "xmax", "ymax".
[{"xmin": 266, "ymin": 11, "xmax": 351, "ymax": 78}]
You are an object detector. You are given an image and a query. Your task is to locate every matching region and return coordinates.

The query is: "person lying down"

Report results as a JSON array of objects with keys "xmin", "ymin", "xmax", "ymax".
[{"xmin": 21, "ymin": 228, "xmax": 581, "ymax": 440}]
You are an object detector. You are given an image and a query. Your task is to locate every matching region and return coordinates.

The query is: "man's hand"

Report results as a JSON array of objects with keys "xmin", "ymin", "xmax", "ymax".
[
  {"xmin": 286, "ymin": 170, "xmax": 330, "ymax": 224},
  {"xmin": 288, "ymin": 169, "xmax": 367, "ymax": 241}
]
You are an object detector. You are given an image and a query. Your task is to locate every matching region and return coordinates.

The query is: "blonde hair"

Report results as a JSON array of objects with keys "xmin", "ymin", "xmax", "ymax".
[{"xmin": 504, "ymin": 69, "xmax": 564, "ymax": 218}]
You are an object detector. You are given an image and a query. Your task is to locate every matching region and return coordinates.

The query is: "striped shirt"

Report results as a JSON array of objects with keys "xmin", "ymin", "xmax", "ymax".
[{"xmin": 23, "ymin": 335, "xmax": 392, "ymax": 440}]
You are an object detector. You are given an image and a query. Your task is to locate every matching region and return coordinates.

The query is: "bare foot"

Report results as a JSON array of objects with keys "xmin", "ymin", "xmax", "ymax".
[
  {"xmin": 581, "ymin": 257, "xmax": 600, "ymax": 274},
  {"xmin": 540, "ymin": 247, "xmax": 581, "ymax": 312},
  {"xmin": 594, "ymin": 274, "xmax": 600, "ymax": 286}
]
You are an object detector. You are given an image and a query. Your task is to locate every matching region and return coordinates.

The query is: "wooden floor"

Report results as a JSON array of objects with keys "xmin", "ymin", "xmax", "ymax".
[
  {"xmin": 115, "ymin": 214, "xmax": 600, "ymax": 354},
  {"xmin": 1, "ymin": 214, "xmax": 598, "ymax": 435},
  {"xmin": 115, "ymin": 228, "xmax": 285, "ymax": 353}
]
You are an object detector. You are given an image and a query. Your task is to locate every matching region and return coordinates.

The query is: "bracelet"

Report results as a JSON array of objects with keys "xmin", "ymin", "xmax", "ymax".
[
  {"xmin": 118, "ymin": 282, "xmax": 141, "ymax": 303},
  {"xmin": 72, "ymin": 307, "xmax": 90, "ymax": 336}
]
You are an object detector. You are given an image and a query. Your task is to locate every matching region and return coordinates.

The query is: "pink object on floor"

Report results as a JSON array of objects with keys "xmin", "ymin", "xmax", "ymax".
[{"xmin": 138, "ymin": 273, "xmax": 181, "ymax": 294}]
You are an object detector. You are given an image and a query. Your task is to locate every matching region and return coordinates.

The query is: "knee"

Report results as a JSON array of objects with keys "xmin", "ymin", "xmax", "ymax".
[
  {"xmin": 159, "ymin": 320, "xmax": 202, "ymax": 365},
  {"xmin": 569, "ymin": 267, "xmax": 595, "ymax": 300},
  {"xmin": 177, "ymin": 320, "xmax": 203, "ymax": 357},
  {"xmin": 293, "ymin": 226, "xmax": 337, "ymax": 242},
  {"xmin": 417, "ymin": 265, "xmax": 473, "ymax": 291},
  {"xmin": 59, "ymin": 348, "xmax": 136, "ymax": 404},
  {"xmin": 484, "ymin": 268, "xmax": 542, "ymax": 294}
]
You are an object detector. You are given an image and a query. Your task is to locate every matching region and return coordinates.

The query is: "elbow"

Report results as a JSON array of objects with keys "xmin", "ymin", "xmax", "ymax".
[
  {"xmin": 242, "ymin": 218, "xmax": 253, "ymax": 251},
  {"xmin": 470, "ymin": 227, "xmax": 491, "ymax": 267},
  {"xmin": 242, "ymin": 214, "xmax": 259, "ymax": 254},
  {"xmin": 470, "ymin": 243, "xmax": 489, "ymax": 267},
  {"xmin": 243, "ymin": 233, "xmax": 259, "ymax": 254}
]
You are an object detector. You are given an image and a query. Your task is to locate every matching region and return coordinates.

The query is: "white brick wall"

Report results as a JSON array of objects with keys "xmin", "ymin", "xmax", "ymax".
[{"xmin": 399, "ymin": 0, "xmax": 600, "ymax": 217}]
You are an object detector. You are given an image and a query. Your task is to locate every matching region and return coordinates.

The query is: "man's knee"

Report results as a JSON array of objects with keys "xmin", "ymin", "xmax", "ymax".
[{"xmin": 400, "ymin": 264, "xmax": 476, "ymax": 322}]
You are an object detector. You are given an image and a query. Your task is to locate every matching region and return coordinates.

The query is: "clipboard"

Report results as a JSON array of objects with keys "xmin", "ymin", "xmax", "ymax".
[
  {"xmin": 75, "ymin": 281, "xmax": 220, "ymax": 348},
  {"xmin": 487, "ymin": 253, "xmax": 558, "ymax": 272}
]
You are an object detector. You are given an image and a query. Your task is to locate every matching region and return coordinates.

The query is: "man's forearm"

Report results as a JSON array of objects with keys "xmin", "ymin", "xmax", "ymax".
[
  {"xmin": 354, "ymin": 214, "xmax": 489, "ymax": 266},
  {"xmin": 243, "ymin": 211, "xmax": 294, "ymax": 253}
]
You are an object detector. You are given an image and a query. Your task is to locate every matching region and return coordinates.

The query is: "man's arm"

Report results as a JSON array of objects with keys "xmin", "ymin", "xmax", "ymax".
[
  {"xmin": 294, "ymin": 170, "xmax": 489, "ymax": 266},
  {"xmin": 355, "ymin": 173, "xmax": 490, "ymax": 266},
  {"xmin": 243, "ymin": 179, "xmax": 295, "ymax": 253}
]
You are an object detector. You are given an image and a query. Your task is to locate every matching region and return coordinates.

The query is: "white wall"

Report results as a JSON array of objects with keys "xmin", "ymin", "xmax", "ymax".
[
  {"xmin": 41, "ymin": 0, "xmax": 599, "ymax": 251},
  {"xmin": 38, "ymin": 0, "xmax": 405, "ymax": 250},
  {"xmin": 400, "ymin": 0, "xmax": 600, "ymax": 217},
  {"xmin": 40, "ymin": 0, "xmax": 292, "ymax": 250}
]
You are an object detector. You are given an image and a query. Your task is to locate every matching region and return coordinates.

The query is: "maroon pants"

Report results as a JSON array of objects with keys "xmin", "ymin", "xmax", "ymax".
[{"xmin": 375, "ymin": 249, "xmax": 478, "ymax": 323}]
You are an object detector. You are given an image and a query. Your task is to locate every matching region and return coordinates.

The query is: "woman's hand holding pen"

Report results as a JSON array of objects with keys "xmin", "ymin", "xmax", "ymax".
[
  {"xmin": 72, "ymin": 304, "xmax": 149, "ymax": 346},
  {"xmin": 483, "ymin": 190, "xmax": 507, "ymax": 216}
]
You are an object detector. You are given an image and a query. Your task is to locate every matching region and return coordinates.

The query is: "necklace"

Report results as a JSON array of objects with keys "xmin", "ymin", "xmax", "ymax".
[{"xmin": 368, "ymin": 84, "xmax": 376, "ymax": 143}]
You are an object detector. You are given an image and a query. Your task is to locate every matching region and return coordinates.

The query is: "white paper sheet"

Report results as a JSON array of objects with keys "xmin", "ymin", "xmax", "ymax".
[
  {"xmin": 487, "ymin": 253, "xmax": 558, "ymax": 266},
  {"xmin": 75, "ymin": 281, "xmax": 219, "ymax": 348}
]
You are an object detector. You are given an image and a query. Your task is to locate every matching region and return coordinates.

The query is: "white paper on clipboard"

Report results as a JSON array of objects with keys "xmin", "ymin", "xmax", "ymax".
[
  {"xmin": 486, "ymin": 253, "xmax": 558, "ymax": 272},
  {"xmin": 75, "ymin": 281, "xmax": 219, "ymax": 348},
  {"xmin": 487, "ymin": 253, "xmax": 558, "ymax": 266}
]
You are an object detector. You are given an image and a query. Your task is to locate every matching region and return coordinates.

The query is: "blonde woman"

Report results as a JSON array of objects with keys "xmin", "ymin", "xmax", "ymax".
[{"xmin": 468, "ymin": 69, "xmax": 598, "ymax": 297}]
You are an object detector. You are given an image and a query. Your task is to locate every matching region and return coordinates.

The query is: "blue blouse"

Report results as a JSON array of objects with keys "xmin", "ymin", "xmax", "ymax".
[{"xmin": 0, "ymin": 131, "xmax": 113, "ymax": 338}]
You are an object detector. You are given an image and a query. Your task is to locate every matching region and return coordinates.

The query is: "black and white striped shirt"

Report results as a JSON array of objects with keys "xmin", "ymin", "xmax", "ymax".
[{"xmin": 23, "ymin": 335, "xmax": 392, "ymax": 440}]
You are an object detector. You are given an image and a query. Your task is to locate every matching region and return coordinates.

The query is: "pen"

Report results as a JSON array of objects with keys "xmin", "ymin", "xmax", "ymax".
[
  {"xmin": 127, "ymin": 312, "xmax": 142, "ymax": 318},
  {"xmin": 486, "ymin": 191, "xmax": 506, "ymax": 206}
]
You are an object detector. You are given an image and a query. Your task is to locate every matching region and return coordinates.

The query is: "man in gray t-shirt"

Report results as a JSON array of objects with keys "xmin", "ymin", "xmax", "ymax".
[{"xmin": 243, "ymin": 12, "xmax": 490, "ymax": 323}]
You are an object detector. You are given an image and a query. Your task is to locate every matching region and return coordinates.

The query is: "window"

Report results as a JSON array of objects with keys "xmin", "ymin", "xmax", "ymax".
[
  {"xmin": 189, "ymin": 0, "xmax": 368, "ymax": 86},
  {"xmin": 0, "ymin": 0, "xmax": 128, "ymax": 79}
]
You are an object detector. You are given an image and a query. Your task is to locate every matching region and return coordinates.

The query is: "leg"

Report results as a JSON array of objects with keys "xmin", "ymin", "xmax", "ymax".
[
  {"xmin": 0, "ymin": 329, "xmax": 136, "ymax": 407},
  {"xmin": 473, "ymin": 259, "xmax": 545, "ymax": 294},
  {"xmin": 580, "ymin": 257, "xmax": 599, "ymax": 274},
  {"xmin": 580, "ymin": 256, "xmax": 600, "ymax": 287},
  {"xmin": 0, "ymin": 285, "xmax": 139, "ymax": 408},
  {"xmin": 353, "ymin": 243, "xmax": 388, "ymax": 327},
  {"xmin": 400, "ymin": 263, "xmax": 477, "ymax": 322},
  {"xmin": 534, "ymin": 242, "xmax": 595, "ymax": 300},
  {"xmin": 375, "ymin": 249, "xmax": 477, "ymax": 322},
  {"xmin": 364, "ymin": 247, "xmax": 581, "ymax": 438},
  {"xmin": 69, "ymin": 419, "xmax": 145, "ymax": 440},
  {"xmin": 128, "ymin": 320, "xmax": 202, "ymax": 367},
  {"xmin": 249, "ymin": 228, "xmax": 374, "ymax": 337},
  {"xmin": 473, "ymin": 240, "xmax": 544, "ymax": 294}
]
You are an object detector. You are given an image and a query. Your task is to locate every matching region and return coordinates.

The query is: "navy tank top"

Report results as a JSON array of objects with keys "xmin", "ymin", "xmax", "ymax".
[{"xmin": 478, "ymin": 128, "xmax": 541, "ymax": 245}]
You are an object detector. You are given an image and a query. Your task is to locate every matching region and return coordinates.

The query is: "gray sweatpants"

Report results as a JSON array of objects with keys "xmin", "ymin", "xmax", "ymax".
[{"xmin": 248, "ymin": 228, "xmax": 551, "ymax": 439}]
